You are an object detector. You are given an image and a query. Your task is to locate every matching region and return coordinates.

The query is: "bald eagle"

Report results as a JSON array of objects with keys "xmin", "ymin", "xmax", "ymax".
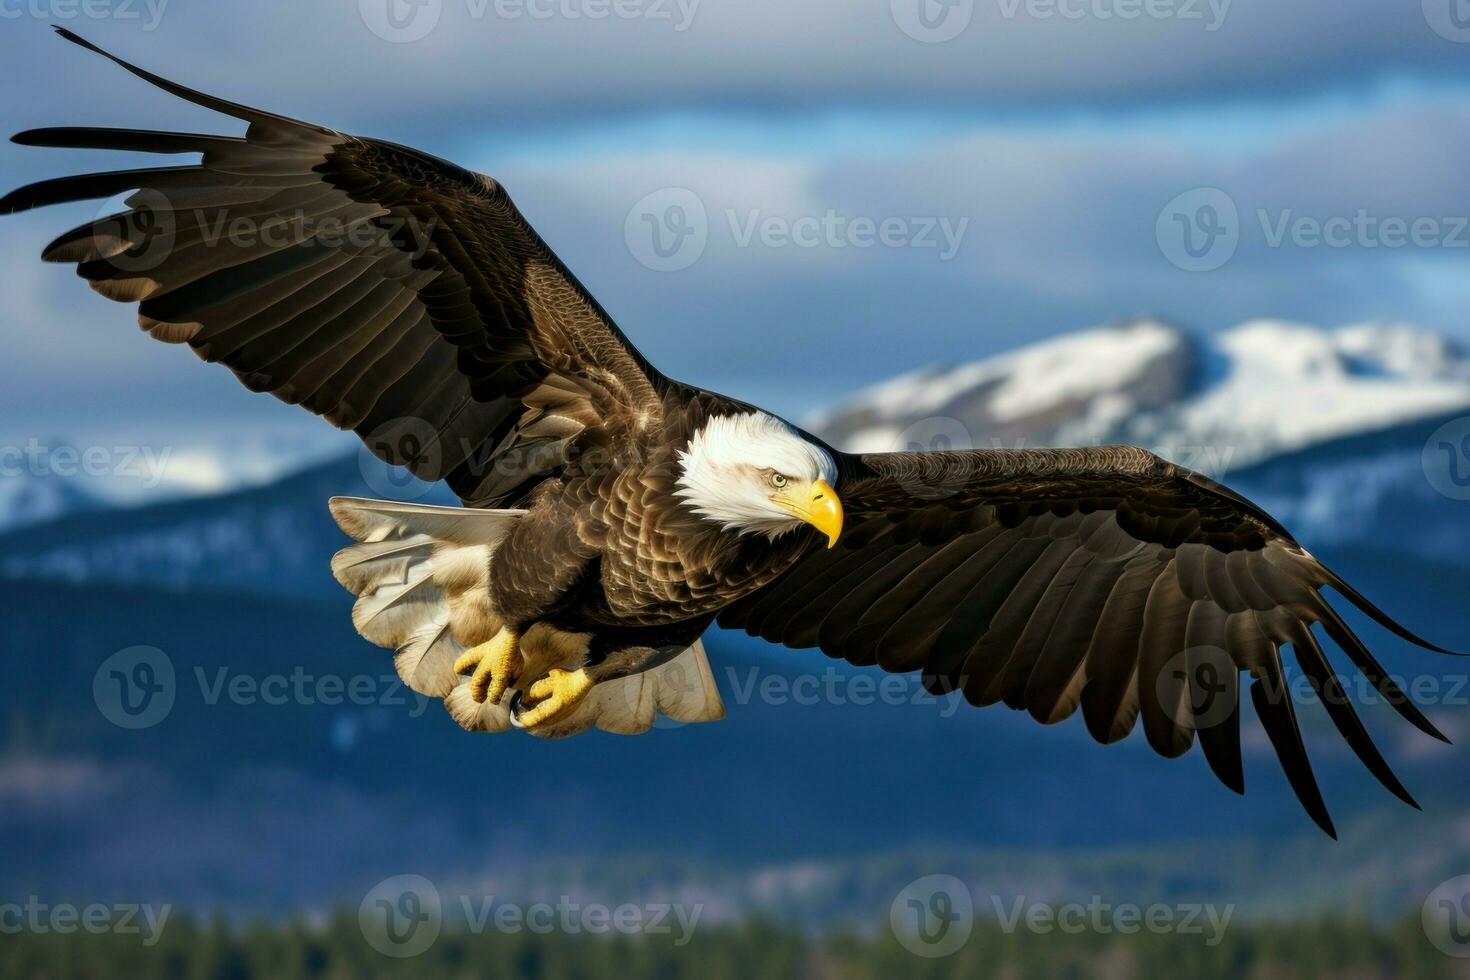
[{"xmin": 5, "ymin": 29, "xmax": 1461, "ymax": 837}]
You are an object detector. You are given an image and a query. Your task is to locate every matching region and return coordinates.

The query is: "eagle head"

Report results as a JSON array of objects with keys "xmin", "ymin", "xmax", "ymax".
[{"xmin": 675, "ymin": 412, "xmax": 843, "ymax": 547}]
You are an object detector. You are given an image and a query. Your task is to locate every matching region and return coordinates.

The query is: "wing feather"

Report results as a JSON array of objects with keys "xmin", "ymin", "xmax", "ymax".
[
  {"xmin": 719, "ymin": 446, "xmax": 1462, "ymax": 834},
  {"xmin": 1135, "ymin": 565, "xmax": 1197, "ymax": 758},
  {"xmin": 3, "ymin": 29, "xmax": 675, "ymax": 508},
  {"xmin": 1079, "ymin": 553, "xmax": 1162, "ymax": 744},
  {"xmin": 1024, "ymin": 553, "xmax": 1131, "ymax": 724}
]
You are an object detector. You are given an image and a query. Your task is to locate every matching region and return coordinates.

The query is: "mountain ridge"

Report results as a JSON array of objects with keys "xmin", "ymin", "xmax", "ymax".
[
  {"xmin": 5, "ymin": 318, "xmax": 1470, "ymax": 594},
  {"xmin": 811, "ymin": 318, "xmax": 1470, "ymax": 475}
]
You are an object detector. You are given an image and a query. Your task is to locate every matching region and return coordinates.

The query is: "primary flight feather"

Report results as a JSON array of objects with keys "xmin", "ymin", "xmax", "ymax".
[{"xmin": 5, "ymin": 27, "xmax": 1462, "ymax": 836}]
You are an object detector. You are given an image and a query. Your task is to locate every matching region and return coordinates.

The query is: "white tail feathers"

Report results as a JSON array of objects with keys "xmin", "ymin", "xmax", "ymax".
[
  {"xmin": 592, "ymin": 639, "xmax": 725, "ymax": 735},
  {"xmin": 443, "ymin": 639, "xmax": 725, "ymax": 739},
  {"xmin": 330, "ymin": 496, "xmax": 523, "ymax": 698},
  {"xmin": 328, "ymin": 496, "xmax": 726, "ymax": 737}
]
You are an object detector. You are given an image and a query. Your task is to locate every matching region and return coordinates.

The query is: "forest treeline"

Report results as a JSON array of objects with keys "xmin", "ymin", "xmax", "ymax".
[{"xmin": 2, "ymin": 911, "xmax": 1466, "ymax": 979}]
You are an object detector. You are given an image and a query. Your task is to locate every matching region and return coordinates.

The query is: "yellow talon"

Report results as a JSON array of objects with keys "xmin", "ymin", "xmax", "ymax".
[
  {"xmin": 453, "ymin": 627, "xmax": 521, "ymax": 705},
  {"xmin": 516, "ymin": 668, "xmax": 594, "ymax": 730}
]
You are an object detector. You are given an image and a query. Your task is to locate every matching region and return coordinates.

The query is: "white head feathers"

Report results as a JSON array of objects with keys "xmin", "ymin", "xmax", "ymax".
[{"xmin": 675, "ymin": 412, "xmax": 838, "ymax": 539}]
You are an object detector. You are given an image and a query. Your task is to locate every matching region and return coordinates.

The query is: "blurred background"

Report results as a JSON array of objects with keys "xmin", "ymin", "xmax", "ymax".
[{"xmin": 4, "ymin": 0, "xmax": 1470, "ymax": 974}]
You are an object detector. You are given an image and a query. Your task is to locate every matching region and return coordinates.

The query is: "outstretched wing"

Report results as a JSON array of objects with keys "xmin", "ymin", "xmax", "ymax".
[
  {"xmin": 718, "ymin": 445, "xmax": 1459, "ymax": 836},
  {"xmin": 1, "ymin": 28, "xmax": 668, "ymax": 507}
]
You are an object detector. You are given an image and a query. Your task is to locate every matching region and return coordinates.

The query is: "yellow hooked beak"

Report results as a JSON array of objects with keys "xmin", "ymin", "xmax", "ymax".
[{"xmin": 775, "ymin": 478, "xmax": 843, "ymax": 548}]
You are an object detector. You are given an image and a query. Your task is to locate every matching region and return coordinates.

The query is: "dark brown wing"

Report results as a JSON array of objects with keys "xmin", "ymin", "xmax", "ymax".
[
  {"xmin": 718, "ymin": 445, "xmax": 1461, "ymax": 836},
  {"xmin": 1, "ymin": 28, "xmax": 669, "ymax": 507}
]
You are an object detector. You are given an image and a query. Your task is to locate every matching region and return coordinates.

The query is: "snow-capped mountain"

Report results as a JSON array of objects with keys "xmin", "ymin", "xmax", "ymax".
[
  {"xmin": 0, "ymin": 470, "xmax": 102, "ymax": 533},
  {"xmin": 812, "ymin": 318, "xmax": 1470, "ymax": 565},
  {"xmin": 0, "ymin": 428, "xmax": 353, "ymax": 535},
  {"xmin": 5, "ymin": 317, "xmax": 1470, "ymax": 596},
  {"xmin": 812, "ymin": 319, "xmax": 1470, "ymax": 477},
  {"xmin": 0, "ymin": 452, "xmax": 453, "ymax": 598}
]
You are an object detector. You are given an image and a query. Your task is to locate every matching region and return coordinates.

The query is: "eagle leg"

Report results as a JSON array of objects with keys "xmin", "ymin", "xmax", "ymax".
[
  {"xmin": 453, "ymin": 627, "xmax": 522, "ymax": 706},
  {"xmin": 511, "ymin": 668, "xmax": 594, "ymax": 730}
]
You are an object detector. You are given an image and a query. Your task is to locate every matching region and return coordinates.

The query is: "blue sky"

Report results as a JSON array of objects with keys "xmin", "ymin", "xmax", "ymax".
[{"xmin": 4, "ymin": 0, "xmax": 1470, "ymax": 493}]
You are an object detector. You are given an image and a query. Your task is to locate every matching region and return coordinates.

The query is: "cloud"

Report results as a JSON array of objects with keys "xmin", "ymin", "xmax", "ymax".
[
  {"xmin": 0, "ymin": 0, "xmax": 1467, "ymax": 129},
  {"xmin": 5, "ymin": 8, "xmax": 1470, "ymax": 456},
  {"xmin": 484, "ymin": 97, "xmax": 1470, "ymax": 400}
]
